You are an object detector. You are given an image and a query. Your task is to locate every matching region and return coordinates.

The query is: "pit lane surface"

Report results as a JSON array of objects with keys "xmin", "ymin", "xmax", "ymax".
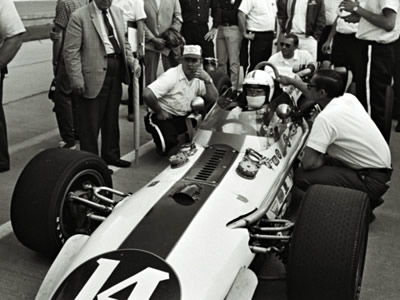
[{"xmin": 0, "ymin": 41, "xmax": 399, "ymax": 299}]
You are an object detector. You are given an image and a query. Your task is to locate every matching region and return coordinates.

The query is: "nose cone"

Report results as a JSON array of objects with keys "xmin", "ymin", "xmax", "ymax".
[{"xmin": 276, "ymin": 104, "xmax": 292, "ymax": 120}]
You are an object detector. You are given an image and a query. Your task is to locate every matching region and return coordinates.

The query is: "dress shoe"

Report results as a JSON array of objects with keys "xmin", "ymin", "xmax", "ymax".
[
  {"xmin": 395, "ymin": 121, "xmax": 400, "ymax": 132},
  {"xmin": 106, "ymin": 159, "xmax": 131, "ymax": 168},
  {"xmin": 108, "ymin": 168, "xmax": 114, "ymax": 174},
  {"xmin": 127, "ymin": 114, "xmax": 134, "ymax": 122}
]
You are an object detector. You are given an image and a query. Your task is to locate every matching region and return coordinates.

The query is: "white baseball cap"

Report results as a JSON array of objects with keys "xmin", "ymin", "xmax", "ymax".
[{"xmin": 182, "ymin": 45, "xmax": 202, "ymax": 59}]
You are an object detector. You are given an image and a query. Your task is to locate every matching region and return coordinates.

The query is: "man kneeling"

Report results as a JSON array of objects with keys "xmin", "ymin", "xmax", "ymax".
[{"xmin": 143, "ymin": 45, "xmax": 218, "ymax": 155}]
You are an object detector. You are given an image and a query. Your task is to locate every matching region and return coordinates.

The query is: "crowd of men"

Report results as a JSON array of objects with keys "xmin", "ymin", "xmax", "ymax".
[{"xmin": 1, "ymin": 0, "xmax": 399, "ymax": 220}]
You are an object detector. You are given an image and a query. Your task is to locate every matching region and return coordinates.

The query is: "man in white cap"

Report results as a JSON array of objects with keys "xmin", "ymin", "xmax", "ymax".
[{"xmin": 143, "ymin": 45, "xmax": 218, "ymax": 155}]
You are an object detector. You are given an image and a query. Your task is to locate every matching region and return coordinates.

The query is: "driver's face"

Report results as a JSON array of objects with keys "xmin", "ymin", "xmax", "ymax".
[{"xmin": 247, "ymin": 87, "xmax": 266, "ymax": 97}]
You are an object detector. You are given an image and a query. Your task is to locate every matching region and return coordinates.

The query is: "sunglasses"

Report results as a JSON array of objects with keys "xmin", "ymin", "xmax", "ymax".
[
  {"xmin": 307, "ymin": 83, "xmax": 318, "ymax": 90},
  {"xmin": 280, "ymin": 42, "xmax": 293, "ymax": 48}
]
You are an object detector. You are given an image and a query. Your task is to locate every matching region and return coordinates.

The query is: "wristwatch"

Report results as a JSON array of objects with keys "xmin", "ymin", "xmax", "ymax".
[
  {"xmin": 353, "ymin": 5, "xmax": 359, "ymax": 12},
  {"xmin": 206, "ymin": 77, "xmax": 213, "ymax": 84}
]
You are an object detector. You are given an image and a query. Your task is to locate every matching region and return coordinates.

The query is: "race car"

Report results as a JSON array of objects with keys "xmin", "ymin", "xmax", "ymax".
[{"xmin": 10, "ymin": 63, "xmax": 369, "ymax": 300}]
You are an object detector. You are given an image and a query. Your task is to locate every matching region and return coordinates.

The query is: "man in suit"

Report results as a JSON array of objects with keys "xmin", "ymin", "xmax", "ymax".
[
  {"xmin": 144, "ymin": 0, "xmax": 183, "ymax": 85},
  {"xmin": 64, "ymin": 0, "xmax": 138, "ymax": 168}
]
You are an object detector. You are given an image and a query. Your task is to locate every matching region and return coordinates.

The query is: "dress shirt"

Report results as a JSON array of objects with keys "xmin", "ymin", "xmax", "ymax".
[
  {"xmin": 238, "ymin": 0, "xmax": 277, "ymax": 32},
  {"xmin": 180, "ymin": 0, "xmax": 222, "ymax": 28},
  {"xmin": 0, "ymin": 0, "xmax": 26, "ymax": 47},
  {"xmin": 93, "ymin": 1, "xmax": 121, "ymax": 54}
]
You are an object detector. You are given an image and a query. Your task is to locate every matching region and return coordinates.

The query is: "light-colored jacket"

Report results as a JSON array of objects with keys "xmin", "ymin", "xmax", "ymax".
[
  {"xmin": 144, "ymin": 0, "xmax": 182, "ymax": 56},
  {"xmin": 63, "ymin": 2, "xmax": 133, "ymax": 99}
]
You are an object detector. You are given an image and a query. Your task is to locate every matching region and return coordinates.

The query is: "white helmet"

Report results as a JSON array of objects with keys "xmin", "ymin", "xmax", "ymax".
[{"xmin": 243, "ymin": 70, "xmax": 275, "ymax": 109}]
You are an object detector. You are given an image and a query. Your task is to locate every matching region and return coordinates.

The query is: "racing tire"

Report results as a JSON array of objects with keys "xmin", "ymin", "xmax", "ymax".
[
  {"xmin": 11, "ymin": 148, "xmax": 112, "ymax": 257},
  {"xmin": 209, "ymin": 71, "xmax": 232, "ymax": 95},
  {"xmin": 287, "ymin": 184, "xmax": 369, "ymax": 300}
]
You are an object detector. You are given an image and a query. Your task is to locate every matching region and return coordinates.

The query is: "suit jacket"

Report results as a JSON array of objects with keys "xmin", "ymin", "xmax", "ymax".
[
  {"xmin": 144, "ymin": 0, "xmax": 182, "ymax": 55},
  {"xmin": 63, "ymin": 2, "xmax": 133, "ymax": 99}
]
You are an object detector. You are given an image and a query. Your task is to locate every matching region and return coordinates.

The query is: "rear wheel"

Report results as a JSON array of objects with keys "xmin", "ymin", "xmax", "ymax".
[
  {"xmin": 287, "ymin": 184, "xmax": 369, "ymax": 300},
  {"xmin": 11, "ymin": 149, "xmax": 112, "ymax": 257}
]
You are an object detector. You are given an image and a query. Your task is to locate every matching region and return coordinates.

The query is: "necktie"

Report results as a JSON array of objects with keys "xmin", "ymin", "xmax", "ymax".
[{"xmin": 102, "ymin": 10, "xmax": 122, "ymax": 55}]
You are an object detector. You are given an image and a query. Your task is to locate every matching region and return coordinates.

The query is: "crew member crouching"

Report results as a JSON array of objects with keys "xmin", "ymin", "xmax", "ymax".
[{"xmin": 143, "ymin": 45, "xmax": 219, "ymax": 155}]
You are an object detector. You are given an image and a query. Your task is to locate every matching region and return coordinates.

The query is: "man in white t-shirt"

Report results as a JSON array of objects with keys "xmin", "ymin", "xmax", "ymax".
[
  {"xmin": 0, "ymin": 0, "xmax": 26, "ymax": 172},
  {"xmin": 268, "ymin": 33, "xmax": 314, "ymax": 76},
  {"xmin": 143, "ymin": 45, "xmax": 218, "ymax": 155},
  {"xmin": 278, "ymin": 69, "xmax": 392, "ymax": 221},
  {"xmin": 340, "ymin": 0, "xmax": 400, "ymax": 143},
  {"xmin": 238, "ymin": 0, "xmax": 277, "ymax": 73}
]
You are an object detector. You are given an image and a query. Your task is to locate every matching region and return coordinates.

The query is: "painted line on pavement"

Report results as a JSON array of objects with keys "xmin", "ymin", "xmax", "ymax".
[{"xmin": 0, "ymin": 140, "xmax": 155, "ymax": 240}]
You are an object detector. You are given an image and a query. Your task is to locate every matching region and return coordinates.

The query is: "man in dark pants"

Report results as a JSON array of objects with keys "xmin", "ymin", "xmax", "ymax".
[
  {"xmin": 0, "ymin": 0, "xmax": 26, "ymax": 172},
  {"xmin": 238, "ymin": 0, "xmax": 277, "ymax": 74},
  {"xmin": 340, "ymin": 0, "xmax": 400, "ymax": 143},
  {"xmin": 143, "ymin": 45, "xmax": 218, "ymax": 155},
  {"xmin": 64, "ymin": 0, "xmax": 137, "ymax": 168},
  {"xmin": 278, "ymin": 69, "xmax": 392, "ymax": 222},
  {"xmin": 179, "ymin": 0, "xmax": 221, "ymax": 59}
]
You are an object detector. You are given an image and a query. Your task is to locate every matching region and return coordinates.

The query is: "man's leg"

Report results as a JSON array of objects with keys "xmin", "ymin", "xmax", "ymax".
[
  {"xmin": 216, "ymin": 26, "xmax": 229, "ymax": 75},
  {"xmin": 101, "ymin": 57, "xmax": 122, "ymax": 162},
  {"xmin": 225, "ymin": 25, "xmax": 242, "ymax": 90},
  {"xmin": 249, "ymin": 32, "xmax": 273, "ymax": 71},
  {"xmin": 0, "ymin": 70, "xmax": 10, "ymax": 171},
  {"xmin": 144, "ymin": 50, "xmax": 160, "ymax": 86},
  {"xmin": 78, "ymin": 96, "xmax": 101, "ymax": 155}
]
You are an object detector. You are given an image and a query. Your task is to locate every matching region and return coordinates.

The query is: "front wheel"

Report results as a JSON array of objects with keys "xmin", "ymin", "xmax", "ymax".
[
  {"xmin": 11, "ymin": 149, "xmax": 112, "ymax": 257},
  {"xmin": 287, "ymin": 184, "xmax": 369, "ymax": 300}
]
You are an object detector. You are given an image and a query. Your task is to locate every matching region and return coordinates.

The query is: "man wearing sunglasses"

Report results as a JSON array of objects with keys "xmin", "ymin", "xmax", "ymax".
[
  {"xmin": 278, "ymin": 69, "xmax": 392, "ymax": 222},
  {"xmin": 268, "ymin": 33, "xmax": 313, "ymax": 76}
]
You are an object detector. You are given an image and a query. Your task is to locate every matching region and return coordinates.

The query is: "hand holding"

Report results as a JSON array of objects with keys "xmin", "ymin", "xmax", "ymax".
[{"xmin": 243, "ymin": 32, "xmax": 255, "ymax": 40}]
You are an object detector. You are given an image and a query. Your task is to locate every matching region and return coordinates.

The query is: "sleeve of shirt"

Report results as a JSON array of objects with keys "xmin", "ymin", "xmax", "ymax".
[
  {"xmin": 238, "ymin": 0, "xmax": 251, "ymax": 15},
  {"xmin": 54, "ymin": 1, "xmax": 70, "ymax": 29},
  {"xmin": 306, "ymin": 114, "xmax": 337, "ymax": 154},
  {"xmin": 134, "ymin": 0, "xmax": 147, "ymax": 21},
  {"xmin": 148, "ymin": 69, "xmax": 175, "ymax": 99},
  {"xmin": 384, "ymin": 0, "xmax": 399, "ymax": 13},
  {"xmin": 198, "ymin": 81, "xmax": 206, "ymax": 96},
  {"xmin": 211, "ymin": 0, "xmax": 222, "ymax": 28},
  {"xmin": 0, "ymin": 0, "xmax": 26, "ymax": 39}
]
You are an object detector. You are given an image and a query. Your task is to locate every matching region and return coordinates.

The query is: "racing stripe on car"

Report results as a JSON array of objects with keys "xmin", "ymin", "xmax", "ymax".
[{"xmin": 119, "ymin": 145, "xmax": 238, "ymax": 259}]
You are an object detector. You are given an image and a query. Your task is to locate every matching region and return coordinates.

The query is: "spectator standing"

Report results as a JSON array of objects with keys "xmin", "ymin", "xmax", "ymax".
[
  {"xmin": 114, "ymin": 0, "xmax": 146, "ymax": 122},
  {"xmin": 278, "ymin": 69, "xmax": 392, "ymax": 222},
  {"xmin": 321, "ymin": 6, "xmax": 367, "ymax": 109},
  {"xmin": 179, "ymin": 0, "xmax": 222, "ymax": 59},
  {"xmin": 341, "ymin": 0, "xmax": 400, "ymax": 143},
  {"xmin": 317, "ymin": 0, "xmax": 341, "ymax": 62},
  {"xmin": 238, "ymin": 0, "xmax": 278, "ymax": 74},
  {"xmin": 278, "ymin": 0, "xmax": 326, "ymax": 61},
  {"xmin": 64, "ymin": 0, "xmax": 138, "ymax": 168},
  {"xmin": 143, "ymin": 0, "xmax": 182, "ymax": 85},
  {"xmin": 51, "ymin": 0, "xmax": 89, "ymax": 150},
  {"xmin": 143, "ymin": 45, "xmax": 218, "ymax": 155},
  {"xmin": 0, "ymin": 0, "xmax": 26, "ymax": 172},
  {"xmin": 268, "ymin": 33, "xmax": 314, "ymax": 76},
  {"xmin": 216, "ymin": 0, "xmax": 242, "ymax": 90}
]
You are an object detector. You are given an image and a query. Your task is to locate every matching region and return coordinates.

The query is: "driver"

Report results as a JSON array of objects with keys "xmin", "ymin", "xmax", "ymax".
[
  {"xmin": 143, "ymin": 45, "xmax": 218, "ymax": 155},
  {"xmin": 278, "ymin": 69, "xmax": 392, "ymax": 222}
]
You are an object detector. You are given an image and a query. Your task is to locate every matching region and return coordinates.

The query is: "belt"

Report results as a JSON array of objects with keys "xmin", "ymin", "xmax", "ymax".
[
  {"xmin": 106, "ymin": 53, "xmax": 121, "ymax": 59},
  {"xmin": 221, "ymin": 22, "xmax": 236, "ymax": 26}
]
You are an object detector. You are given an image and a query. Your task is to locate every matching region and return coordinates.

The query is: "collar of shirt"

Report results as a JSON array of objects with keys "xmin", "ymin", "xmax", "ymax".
[
  {"xmin": 278, "ymin": 50, "xmax": 299, "ymax": 64},
  {"xmin": 92, "ymin": 2, "xmax": 120, "ymax": 54}
]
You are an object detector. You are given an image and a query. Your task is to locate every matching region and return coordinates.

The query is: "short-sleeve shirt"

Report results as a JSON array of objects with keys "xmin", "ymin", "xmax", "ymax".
[
  {"xmin": 54, "ymin": 0, "xmax": 89, "ymax": 30},
  {"xmin": 238, "ymin": 0, "xmax": 277, "ymax": 32},
  {"xmin": 324, "ymin": 0, "xmax": 341, "ymax": 25},
  {"xmin": 306, "ymin": 93, "xmax": 391, "ymax": 169},
  {"xmin": 148, "ymin": 64, "xmax": 206, "ymax": 116},
  {"xmin": 113, "ymin": 0, "xmax": 146, "ymax": 24},
  {"xmin": 268, "ymin": 49, "xmax": 313, "ymax": 75},
  {"xmin": 0, "ymin": 0, "xmax": 26, "ymax": 47},
  {"xmin": 357, "ymin": 0, "xmax": 400, "ymax": 43}
]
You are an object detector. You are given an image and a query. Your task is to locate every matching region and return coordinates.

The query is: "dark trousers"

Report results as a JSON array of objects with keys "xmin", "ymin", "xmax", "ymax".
[
  {"xmin": 144, "ymin": 113, "xmax": 188, "ymax": 153},
  {"xmin": 317, "ymin": 25, "xmax": 332, "ymax": 62},
  {"xmin": 368, "ymin": 42, "xmax": 396, "ymax": 142},
  {"xmin": 144, "ymin": 50, "xmax": 178, "ymax": 86},
  {"xmin": 78, "ymin": 57, "xmax": 122, "ymax": 162},
  {"xmin": 240, "ymin": 31, "xmax": 274, "ymax": 74},
  {"xmin": 332, "ymin": 33, "xmax": 368, "ymax": 109},
  {"xmin": 54, "ymin": 60, "xmax": 79, "ymax": 143},
  {"xmin": 182, "ymin": 22, "xmax": 215, "ymax": 58},
  {"xmin": 0, "ymin": 69, "xmax": 10, "ymax": 171},
  {"xmin": 392, "ymin": 38, "xmax": 400, "ymax": 119},
  {"xmin": 295, "ymin": 158, "xmax": 392, "ymax": 203}
]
